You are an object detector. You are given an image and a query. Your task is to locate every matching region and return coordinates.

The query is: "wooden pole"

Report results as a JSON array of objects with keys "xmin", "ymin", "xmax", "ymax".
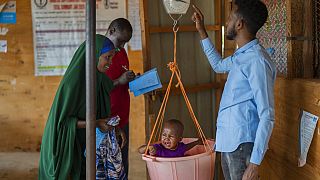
[{"xmin": 85, "ymin": 0, "xmax": 96, "ymax": 179}]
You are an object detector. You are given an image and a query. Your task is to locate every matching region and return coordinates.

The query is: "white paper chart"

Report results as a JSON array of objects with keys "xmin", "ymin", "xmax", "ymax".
[
  {"xmin": 31, "ymin": 0, "xmax": 126, "ymax": 76},
  {"xmin": 128, "ymin": 0, "xmax": 142, "ymax": 51},
  {"xmin": 298, "ymin": 110, "xmax": 319, "ymax": 167}
]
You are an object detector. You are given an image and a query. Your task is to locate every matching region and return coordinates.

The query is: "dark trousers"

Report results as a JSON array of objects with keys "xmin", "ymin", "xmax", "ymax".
[
  {"xmin": 221, "ymin": 142, "xmax": 254, "ymax": 180},
  {"xmin": 120, "ymin": 124, "xmax": 129, "ymax": 176}
]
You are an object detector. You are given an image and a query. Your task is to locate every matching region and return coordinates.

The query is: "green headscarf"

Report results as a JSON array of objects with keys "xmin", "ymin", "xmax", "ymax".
[{"xmin": 38, "ymin": 34, "xmax": 114, "ymax": 180}]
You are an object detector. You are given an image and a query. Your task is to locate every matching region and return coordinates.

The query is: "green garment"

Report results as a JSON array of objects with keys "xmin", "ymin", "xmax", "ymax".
[{"xmin": 38, "ymin": 34, "xmax": 114, "ymax": 180}]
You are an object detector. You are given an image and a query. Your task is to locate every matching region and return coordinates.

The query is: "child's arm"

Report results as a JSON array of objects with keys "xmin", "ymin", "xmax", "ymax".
[
  {"xmin": 138, "ymin": 145, "xmax": 147, "ymax": 154},
  {"xmin": 138, "ymin": 145, "xmax": 157, "ymax": 156},
  {"xmin": 185, "ymin": 138, "xmax": 203, "ymax": 151}
]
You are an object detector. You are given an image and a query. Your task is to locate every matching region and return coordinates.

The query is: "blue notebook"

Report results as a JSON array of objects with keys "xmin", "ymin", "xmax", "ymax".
[{"xmin": 129, "ymin": 68, "xmax": 162, "ymax": 96}]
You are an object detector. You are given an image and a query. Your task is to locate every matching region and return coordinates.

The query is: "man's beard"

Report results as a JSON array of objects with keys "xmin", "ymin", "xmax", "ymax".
[{"xmin": 226, "ymin": 25, "xmax": 237, "ymax": 40}]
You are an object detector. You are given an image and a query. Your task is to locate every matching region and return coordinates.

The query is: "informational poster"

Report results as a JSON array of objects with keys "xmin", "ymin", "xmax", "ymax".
[
  {"xmin": 31, "ymin": 0, "xmax": 126, "ymax": 76},
  {"xmin": 298, "ymin": 110, "xmax": 319, "ymax": 167},
  {"xmin": 0, "ymin": 0, "xmax": 16, "ymax": 24},
  {"xmin": 128, "ymin": 0, "xmax": 142, "ymax": 50}
]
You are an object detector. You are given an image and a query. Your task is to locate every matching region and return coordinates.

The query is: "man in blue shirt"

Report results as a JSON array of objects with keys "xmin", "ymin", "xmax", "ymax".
[{"xmin": 192, "ymin": 1, "xmax": 276, "ymax": 179}]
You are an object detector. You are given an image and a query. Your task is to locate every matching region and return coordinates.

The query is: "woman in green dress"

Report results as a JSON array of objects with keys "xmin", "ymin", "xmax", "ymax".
[{"xmin": 38, "ymin": 35, "xmax": 133, "ymax": 180}]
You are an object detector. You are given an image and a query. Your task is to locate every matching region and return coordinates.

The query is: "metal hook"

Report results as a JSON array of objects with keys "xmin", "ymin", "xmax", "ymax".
[
  {"xmin": 173, "ymin": 20, "xmax": 179, "ymax": 32},
  {"xmin": 168, "ymin": 14, "xmax": 183, "ymax": 32}
]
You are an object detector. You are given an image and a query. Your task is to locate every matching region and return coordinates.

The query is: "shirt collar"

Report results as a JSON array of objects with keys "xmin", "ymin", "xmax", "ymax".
[{"xmin": 234, "ymin": 39, "xmax": 259, "ymax": 56}]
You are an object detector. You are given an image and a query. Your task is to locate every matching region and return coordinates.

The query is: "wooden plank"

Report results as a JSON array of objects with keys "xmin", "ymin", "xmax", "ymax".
[
  {"xmin": 149, "ymin": 25, "xmax": 220, "ymax": 33},
  {"xmin": 214, "ymin": 1, "xmax": 225, "ymax": 179},
  {"xmin": 286, "ymin": 0, "xmax": 305, "ymax": 78},
  {"xmin": 260, "ymin": 77, "xmax": 320, "ymax": 180},
  {"xmin": 155, "ymin": 82, "xmax": 222, "ymax": 95},
  {"xmin": 302, "ymin": 0, "xmax": 314, "ymax": 78},
  {"xmin": 140, "ymin": 0, "xmax": 151, "ymax": 71},
  {"xmin": 140, "ymin": 0, "xmax": 153, "ymax": 144}
]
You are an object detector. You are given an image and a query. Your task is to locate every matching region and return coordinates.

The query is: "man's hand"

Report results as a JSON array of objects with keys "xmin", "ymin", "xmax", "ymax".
[
  {"xmin": 96, "ymin": 118, "xmax": 113, "ymax": 132},
  {"xmin": 114, "ymin": 70, "xmax": 135, "ymax": 86},
  {"xmin": 191, "ymin": 5, "xmax": 208, "ymax": 39},
  {"xmin": 242, "ymin": 163, "xmax": 259, "ymax": 180},
  {"xmin": 148, "ymin": 146, "xmax": 157, "ymax": 156}
]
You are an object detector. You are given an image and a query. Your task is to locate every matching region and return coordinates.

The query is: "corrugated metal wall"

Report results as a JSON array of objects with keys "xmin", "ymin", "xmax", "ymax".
[{"xmin": 143, "ymin": 0, "xmax": 220, "ymax": 139}]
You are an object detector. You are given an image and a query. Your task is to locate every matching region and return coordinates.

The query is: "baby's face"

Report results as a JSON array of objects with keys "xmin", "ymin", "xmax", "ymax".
[{"xmin": 161, "ymin": 126, "xmax": 181, "ymax": 150}]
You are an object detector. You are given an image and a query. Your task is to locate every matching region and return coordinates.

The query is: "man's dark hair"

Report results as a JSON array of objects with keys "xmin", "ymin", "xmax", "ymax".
[
  {"xmin": 108, "ymin": 18, "xmax": 133, "ymax": 33},
  {"xmin": 164, "ymin": 119, "xmax": 184, "ymax": 137},
  {"xmin": 234, "ymin": 0, "xmax": 268, "ymax": 35}
]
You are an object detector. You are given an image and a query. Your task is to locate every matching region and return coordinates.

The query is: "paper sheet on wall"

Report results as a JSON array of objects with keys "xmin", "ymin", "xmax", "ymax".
[
  {"xmin": 127, "ymin": 0, "xmax": 142, "ymax": 51},
  {"xmin": 298, "ymin": 110, "xmax": 319, "ymax": 167},
  {"xmin": 0, "ymin": 40, "xmax": 7, "ymax": 53},
  {"xmin": 31, "ymin": 0, "xmax": 126, "ymax": 76}
]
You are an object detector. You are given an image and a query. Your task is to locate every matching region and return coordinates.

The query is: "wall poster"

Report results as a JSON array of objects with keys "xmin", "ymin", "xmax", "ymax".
[{"xmin": 31, "ymin": 0, "xmax": 126, "ymax": 76}]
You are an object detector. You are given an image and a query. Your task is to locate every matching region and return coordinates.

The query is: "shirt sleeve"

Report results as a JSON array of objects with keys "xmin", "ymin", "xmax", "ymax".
[
  {"xmin": 200, "ymin": 38, "xmax": 233, "ymax": 73},
  {"xmin": 182, "ymin": 142, "xmax": 189, "ymax": 155},
  {"xmin": 153, "ymin": 144, "xmax": 162, "ymax": 156},
  {"xmin": 246, "ymin": 58, "xmax": 276, "ymax": 165},
  {"xmin": 105, "ymin": 48, "xmax": 128, "ymax": 80}
]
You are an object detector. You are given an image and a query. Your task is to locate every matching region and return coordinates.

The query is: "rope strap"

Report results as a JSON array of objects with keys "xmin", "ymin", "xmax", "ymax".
[{"xmin": 144, "ymin": 21, "xmax": 212, "ymax": 156}]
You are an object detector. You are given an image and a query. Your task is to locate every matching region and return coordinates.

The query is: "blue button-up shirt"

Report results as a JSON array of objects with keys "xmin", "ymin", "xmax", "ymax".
[{"xmin": 201, "ymin": 38, "xmax": 276, "ymax": 165}]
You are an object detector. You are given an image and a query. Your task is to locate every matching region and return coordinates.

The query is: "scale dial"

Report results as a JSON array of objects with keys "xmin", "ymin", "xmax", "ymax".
[{"xmin": 163, "ymin": 0, "xmax": 190, "ymax": 14}]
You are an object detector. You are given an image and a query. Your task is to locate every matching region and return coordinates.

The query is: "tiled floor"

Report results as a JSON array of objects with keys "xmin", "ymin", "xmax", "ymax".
[{"xmin": 0, "ymin": 152, "xmax": 147, "ymax": 180}]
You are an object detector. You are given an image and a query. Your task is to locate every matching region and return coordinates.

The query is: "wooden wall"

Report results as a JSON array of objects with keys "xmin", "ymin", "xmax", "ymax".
[
  {"xmin": 259, "ymin": 0, "xmax": 320, "ymax": 179},
  {"xmin": 0, "ymin": 1, "xmax": 145, "ymax": 153},
  {"xmin": 260, "ymin": 78, "xmax": 320, "ymax": 180},
  {"xmin": 0, "ymin": 0, "xmax": 52, "ymax": 151}
]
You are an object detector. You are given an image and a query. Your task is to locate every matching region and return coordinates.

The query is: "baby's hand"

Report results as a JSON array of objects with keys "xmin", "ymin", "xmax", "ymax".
[{"xmin": 148, "ymin": 146, "xmax": 157, "ymax": 156}]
